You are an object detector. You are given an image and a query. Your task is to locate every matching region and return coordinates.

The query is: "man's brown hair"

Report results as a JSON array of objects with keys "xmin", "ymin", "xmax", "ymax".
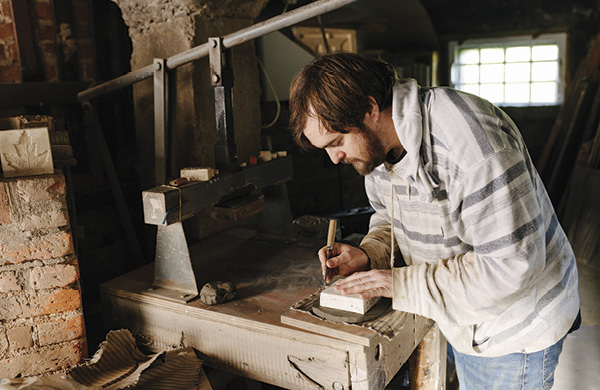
[{"xmin": 289, "ymin": 52, "xmax": 397, "ymax": 150}]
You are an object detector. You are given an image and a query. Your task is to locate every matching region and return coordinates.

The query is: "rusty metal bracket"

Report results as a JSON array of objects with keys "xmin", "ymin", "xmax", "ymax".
[
  {"xmin": 153, "ymin": 58, "xmax": 168, "ymax": 185},
  {"xmin": 209, "ymin": 37, "xmax": 238, "ymax": 172}
]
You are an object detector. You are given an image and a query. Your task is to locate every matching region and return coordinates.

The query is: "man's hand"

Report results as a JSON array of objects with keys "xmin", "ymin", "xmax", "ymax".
[
  {"xmin": 335, "ymin": 269, "xmax": 393, "ymax": 299},
  {"xmin": 318, "ymin": 243, "xmax": 369, "ymax": 284}
]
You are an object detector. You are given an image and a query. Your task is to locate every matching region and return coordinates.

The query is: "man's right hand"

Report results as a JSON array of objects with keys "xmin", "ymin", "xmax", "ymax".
[{"xmin": 318, "ymin": 243, "xmax": 370, "ymax": 284}]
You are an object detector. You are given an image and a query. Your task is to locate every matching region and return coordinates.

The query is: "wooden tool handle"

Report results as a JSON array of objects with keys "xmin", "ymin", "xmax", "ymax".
[{"xmin": 327, "ymin": 219, "xmax": 337, "ymax": 248}]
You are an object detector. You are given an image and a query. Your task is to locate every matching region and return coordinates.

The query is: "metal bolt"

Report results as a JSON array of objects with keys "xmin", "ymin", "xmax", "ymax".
[
  {"xmin": 154, "ymin": 62, "xmax": 162, "ymax": 71},
  {"xmin": 332, "ymin": 382, "xmax": 344, "ymax": 390},
  {"xmin": 212, "ymin": 74, "xmax": 220, "ymax": 83},
  {"xmin": 211, "ymin": 39, "xmax": 218, "ymax": 48}
]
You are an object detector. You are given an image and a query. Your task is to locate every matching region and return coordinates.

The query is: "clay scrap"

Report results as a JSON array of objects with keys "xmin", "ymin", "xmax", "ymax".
[{"xmin": 200, "ymin": 281, "xmax": 236, "ymax": 305}]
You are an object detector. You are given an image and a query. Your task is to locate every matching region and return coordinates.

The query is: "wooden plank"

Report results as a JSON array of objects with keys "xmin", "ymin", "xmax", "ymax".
[
  {"xmin": 409, "ymin": 323, "xmax": 446, "ymax": 390},
  {"xmin": 538, "ymin": 33, "xmax": 600, "ymax": 179},
  {"xmin": 103, "ymin": 295, "xmax": 353, "ymax": 390},
  {"xmin": 546, "ymin": 81, "xmax": 598, "ymax": 204},
  {"xmin": 559, "ymin": 166, "xmax": 600, "ymax": 268},
  {"xmin": 0, "ymin": 82, "xmax": 90, "ymax": 106}
]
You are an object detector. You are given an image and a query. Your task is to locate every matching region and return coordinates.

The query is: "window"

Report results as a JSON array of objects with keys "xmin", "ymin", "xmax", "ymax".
[{"xmin": 449, "ymin": 34, "xmax": 566, "ymax": 106}]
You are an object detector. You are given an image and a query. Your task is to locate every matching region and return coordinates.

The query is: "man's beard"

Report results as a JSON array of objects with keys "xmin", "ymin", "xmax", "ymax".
[{"xmin": 344, "ymin": 125, "xmax": 386, "ymax": 175}]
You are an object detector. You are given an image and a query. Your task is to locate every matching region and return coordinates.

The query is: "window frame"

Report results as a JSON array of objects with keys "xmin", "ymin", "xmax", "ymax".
[{"xmin": 449, "ymin": 33, "xmax": 567, "ymax": 107}]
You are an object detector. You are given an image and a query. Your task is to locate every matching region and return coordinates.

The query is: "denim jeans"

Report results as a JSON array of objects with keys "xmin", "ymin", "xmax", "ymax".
[{"xmin": 448, "ymin": 336, "xmax": 566, "ymax": 390}]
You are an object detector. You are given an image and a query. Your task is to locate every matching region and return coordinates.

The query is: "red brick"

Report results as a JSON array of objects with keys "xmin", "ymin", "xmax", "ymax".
[
  {"xmin": 0, "ymin": 295, "xmax": 23, "ymax": 320},
  {"xmin": 14, "ymin": 175, "xmax": 66, "ymax": 202},
  {"xmin": 29, "ymin": 264, "xmax": 78, "ymax": 289},
  {"xmin": 37, "ymin": 22, "xmax": 55, "ymax": 41},
  {"xmin": 0, "ymin": 22, "xmax": 15, "ymax": 40},
  {"xmin": 6, "ymin": 326, "xmax": 33, "ymax": 350},
  {"xmin": 0, "ymin": 271, "xmax": 20, "ymax": 292},
  {"xmin": 37, "ymin": 315, "xmax": 84, "ymax": 346},
  {"xmin": 0, "ymin": 340, "xmax": 85, "ymax": 377},
  {"xmin": 0, "ymin": 182, "xmax": 11, "ymax": 225},
  {"xmin": 1, "ymin": 1, "xmax": 12, "ymax": 16},
  {"xmin": 0, "ymin": 230, "xmax": 74, "ymax": 265},
  {"xmin": 27, "ymin": 288, "xmax": 82, "ymax": 316},
  {"xmin": 80, "ymin": 60, "xmax": 95, "ymax": 81},
  {"xmin": 34, "ymin": 1, "xmax": 53, "ymax": 21},
  {"xmin": 76, "ymin": 39, "xmax": 94, "ymax": 60},
  {"xmin": 0, "ymin": 63, "xmax": 21, "ymax": 83}
]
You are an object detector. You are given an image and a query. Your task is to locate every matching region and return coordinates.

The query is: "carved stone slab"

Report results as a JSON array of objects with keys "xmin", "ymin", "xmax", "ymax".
[{"xmin": 0, "ymin": 127, "xmax": 54, "ymax": 178}]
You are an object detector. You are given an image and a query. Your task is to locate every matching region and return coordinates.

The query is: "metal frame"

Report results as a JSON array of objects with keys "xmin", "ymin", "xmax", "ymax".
[{"xmin": 77, "ymin": 0, "xmax": 359, "ymax": 302}]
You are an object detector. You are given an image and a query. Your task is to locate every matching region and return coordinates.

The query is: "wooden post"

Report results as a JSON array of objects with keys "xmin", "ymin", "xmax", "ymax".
[{"xmin": 409, "ymin": 323, "xmax": 447, "ymax": 390}]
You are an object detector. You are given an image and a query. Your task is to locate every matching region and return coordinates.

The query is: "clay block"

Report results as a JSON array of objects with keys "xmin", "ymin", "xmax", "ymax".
[
  {"xmin": 319, "ymin": 281, "xmax": 380, "ymax": 314},
  {"xmin": 180, "ymin": 167, "xmax": 217, "ymax": 181}
]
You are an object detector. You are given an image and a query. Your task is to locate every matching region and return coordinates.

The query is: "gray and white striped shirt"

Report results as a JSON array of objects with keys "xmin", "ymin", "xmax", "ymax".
[{"xmin": 360, "ymin": 79, "xmax": 579, "ymax": 356}]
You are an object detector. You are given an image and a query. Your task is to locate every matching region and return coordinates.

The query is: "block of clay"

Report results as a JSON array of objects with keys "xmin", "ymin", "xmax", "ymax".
[
  {"xmin": 180, "ymin": 167, "xmax": 217, "ymax": 181},
  {"xmin": 319, "ymin": 281, "xmax": 380, "ymax": 314}
]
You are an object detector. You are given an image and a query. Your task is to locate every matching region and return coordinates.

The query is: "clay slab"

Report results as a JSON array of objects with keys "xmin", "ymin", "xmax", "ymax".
[
  {"xmin": 0, "ymin": 127, "xmax": 53, "ymax": 178},
  {"xmin": 320, "ymin": 281, "xmax": 380, "ymax": 314}
]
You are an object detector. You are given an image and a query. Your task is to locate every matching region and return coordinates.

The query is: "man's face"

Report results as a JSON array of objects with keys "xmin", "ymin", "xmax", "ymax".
[{"xmin": 303, "ymin": 116, "xmax": 386, "ymax": 175}]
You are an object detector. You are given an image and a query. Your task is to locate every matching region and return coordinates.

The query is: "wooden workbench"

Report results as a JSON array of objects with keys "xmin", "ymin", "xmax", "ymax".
[{"xmin": 100, "ymin": 228, "xmax": 442, "ymax": 390}]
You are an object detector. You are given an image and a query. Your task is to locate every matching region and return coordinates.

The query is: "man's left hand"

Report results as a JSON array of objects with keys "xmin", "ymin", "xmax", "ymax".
[{"xmin": 334, "ymin": 269, "xmax": 393, "ymax": 299}]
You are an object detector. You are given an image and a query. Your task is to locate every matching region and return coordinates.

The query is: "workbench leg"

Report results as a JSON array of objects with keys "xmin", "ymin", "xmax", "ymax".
[{"xmin": 409, "ymin": 323, "xmax": 447, "ymax": 390}]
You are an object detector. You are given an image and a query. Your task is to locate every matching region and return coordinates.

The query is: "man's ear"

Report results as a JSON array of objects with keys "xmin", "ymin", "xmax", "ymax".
[{"xmin": 365, "ymin": 96, "xmax": 380, "ymax": 123}]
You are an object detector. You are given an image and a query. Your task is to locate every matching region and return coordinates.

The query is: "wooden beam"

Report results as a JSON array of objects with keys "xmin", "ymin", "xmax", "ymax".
[
  {"xmin": 0, "ymin": 82, "xmax": 90, "ymax": 106},
  {"xmin": 409, "ymin": 323, "xmax": 446, "ymax": 390}
]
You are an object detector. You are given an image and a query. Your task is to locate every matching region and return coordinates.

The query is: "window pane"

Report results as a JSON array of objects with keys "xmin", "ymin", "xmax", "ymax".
[
  {"xmin": 459, "ymin": 84, "xmax": 479, "ymax": 95},
  {"xmin": 480, "ymin": 64, "xmax": 504, "ymax": 83},
  {"xmin": 531, "ymin": 61, "xmax": 558, "ymax": 81},
  {"xmin": 506, "ymin": 46, "xmax": 531, "ymax": 62},
  {"xmin": 506, "ymin": 63, "xmax": 530, "ymax": 82},
  {"xmin": 480, "ymin": 84, "xmax": 504, "ymax": 103},
  {"xmin": 459, "ymin": 65, "xmax": 480, "ymax": 83},
  {"xmin": 531, "ymin": 82, "xmax": 557, "ymax": 103},
  {"xmin": 505, "ymin": 83, "xmax": 530, "ymax": 103},
  {"xmin": 532, "ymin": 45, "xmax": 558, "ymax": 61},
  {"xmin": 458, "ymin": 49, "xmax": 479, "ymax": 64},
  {"xmin": 481, "ymin": 48, "xmax": 504, "ymax": 63}
]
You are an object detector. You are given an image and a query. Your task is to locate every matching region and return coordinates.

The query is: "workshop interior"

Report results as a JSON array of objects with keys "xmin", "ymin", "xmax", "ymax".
[{"xmin": 0, "ymin": 0, "xmax": 599, "ymax": 388}]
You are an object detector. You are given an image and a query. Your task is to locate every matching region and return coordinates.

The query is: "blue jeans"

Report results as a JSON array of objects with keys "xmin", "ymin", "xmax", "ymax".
[{"xmin": 448, "ymin": 336, "xmax": 566, "ymax": 390}]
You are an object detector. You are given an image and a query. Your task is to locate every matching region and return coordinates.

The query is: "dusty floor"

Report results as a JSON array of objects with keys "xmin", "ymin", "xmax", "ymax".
[{"xmin": 553, "ymin": 259, "xmax": 600, "ymax": 390}]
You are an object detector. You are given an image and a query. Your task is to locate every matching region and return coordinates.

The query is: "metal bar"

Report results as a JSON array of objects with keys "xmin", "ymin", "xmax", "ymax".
[
  {"xmin": 209, "ymin": 37, "xmax": 237, "ymax": 171},
  {"xmin": 142, "ymin": 156, "xmax": 293, "ymax": 226},
  {"xmin": 154, "ymin": 59, "xmax": 168, "ymax": 185},
  {"xmin": 77, "ymin": 0, "xmax": 358, "ymax": 102}
]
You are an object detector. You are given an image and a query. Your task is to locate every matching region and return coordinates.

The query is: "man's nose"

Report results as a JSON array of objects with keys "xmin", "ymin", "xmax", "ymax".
[{"xmin": 326, "ymin": 148, "xmax": 345, "ymax": 164}]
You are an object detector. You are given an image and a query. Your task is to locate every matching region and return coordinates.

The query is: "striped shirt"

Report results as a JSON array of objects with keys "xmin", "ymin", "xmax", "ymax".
[{"xmin": 359, "ymin": 79, "xmax": 579, "ymax": 357}]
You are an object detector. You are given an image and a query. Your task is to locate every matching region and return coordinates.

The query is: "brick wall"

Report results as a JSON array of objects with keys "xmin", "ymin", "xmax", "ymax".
[
  {"xmin": 0, "ymin": 171, "xmax": 86, "ymax": 378},
  {"xmin": 0, "ymin": 0, "xmax": 22, "ymax": 82}
]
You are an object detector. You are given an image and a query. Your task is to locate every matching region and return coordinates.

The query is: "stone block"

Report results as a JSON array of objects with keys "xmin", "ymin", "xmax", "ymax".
[
  {"xmin": 0, "ymin": 271, "xmax": 20, "ymax": 292},
  {"xmin": 7, "ymin": 325, "xmax": 33, "ymax": 350},
  {"xmin": 29, "ymin": 264, "xmax": 79, "ymax": 289},
  {"xmin": 37, "ymin": 315, "xmax": 84, "ymax": 346}
]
